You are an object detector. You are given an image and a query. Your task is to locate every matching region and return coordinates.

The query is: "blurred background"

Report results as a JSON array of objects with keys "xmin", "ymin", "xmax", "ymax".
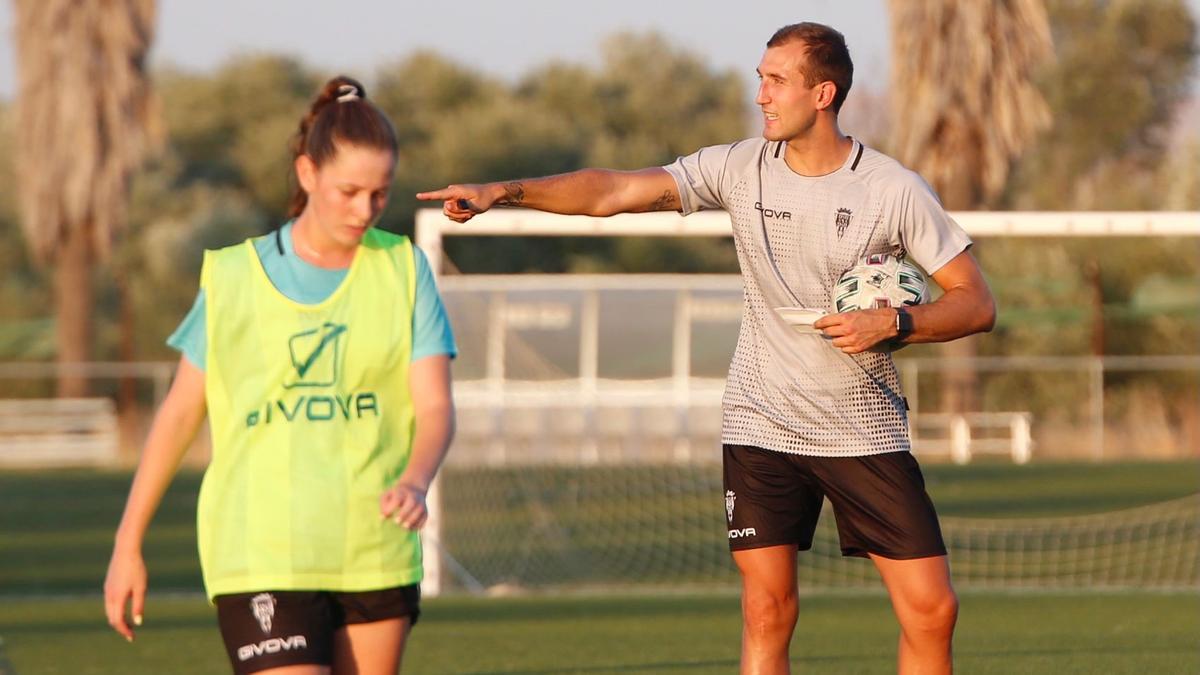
[{"xmin": 0, "ymin": 1, "xmax": 1198, "ymax": 673}]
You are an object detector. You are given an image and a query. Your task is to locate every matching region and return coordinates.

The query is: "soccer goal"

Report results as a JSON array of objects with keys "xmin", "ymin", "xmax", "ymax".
[{"xmin": 415, "ymin": 209, "xmax": 1200, "ymax": 596}]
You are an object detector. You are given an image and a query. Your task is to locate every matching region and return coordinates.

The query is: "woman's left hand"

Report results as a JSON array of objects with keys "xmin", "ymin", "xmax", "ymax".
[{"xmin": 380, "ymin": 482, "xmax": 428, "ymax": 530}]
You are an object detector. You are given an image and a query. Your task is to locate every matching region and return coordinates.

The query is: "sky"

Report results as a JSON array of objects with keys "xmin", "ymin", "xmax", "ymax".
[
  {"xmin": 1, "ymin": 1, "xmax": 1196, "ymax": 111},
  {"xmin": 1, "ymin": 0, "xmax": 894, "ymax": 101}
]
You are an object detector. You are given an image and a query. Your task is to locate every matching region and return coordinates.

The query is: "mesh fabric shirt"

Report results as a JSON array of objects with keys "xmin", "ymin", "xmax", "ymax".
[{"xmin": 663, "ymin": 138, "xmax": 971, "ymax": 457}]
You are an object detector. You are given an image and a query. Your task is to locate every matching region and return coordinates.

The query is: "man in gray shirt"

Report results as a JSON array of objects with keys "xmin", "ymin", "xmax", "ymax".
[{"xmin": 420, "ymin": 22, "xmax": 994, "ymax": 675}]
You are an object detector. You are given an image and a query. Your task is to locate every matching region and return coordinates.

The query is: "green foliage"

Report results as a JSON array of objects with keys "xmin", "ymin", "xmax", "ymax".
[
  {"xmin": 0, "ymin": 104, "xmax": 54, "ymax": 359},
  {"xmin": 157, "ymin": 56, "xmax": 317, "ymax": 215},
  {"xmin": 586, "ymin": 33, "xmax": 748, "ymax": 169},
  {"xmin": 1008, "ymin": 0, "xmax": 1198, "ymax": 209},
  {"xmin": 377, "ymin": 34, "xmax": 748, "ymax": 273},
  {"xmin": 976, "ymin": 237, "xmax": 1200, "ymax": 357}
]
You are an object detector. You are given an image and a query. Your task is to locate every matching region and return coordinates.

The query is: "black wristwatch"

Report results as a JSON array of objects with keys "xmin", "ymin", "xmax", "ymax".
[{"xmin": 894, "ymin": 306, "xmax": 914, "ymax": 341}]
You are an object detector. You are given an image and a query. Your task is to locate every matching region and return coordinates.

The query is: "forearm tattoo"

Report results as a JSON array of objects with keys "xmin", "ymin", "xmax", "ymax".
[
  {"xmin": 497, "ymin": 182, "xmax": 525, "ymax": 206},
  {"xmin": 650, "ymin": 189, "xmax": 679, "ymax": 211}
]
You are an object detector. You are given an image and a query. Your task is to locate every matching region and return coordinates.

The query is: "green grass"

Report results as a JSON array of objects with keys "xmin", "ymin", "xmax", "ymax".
[
  {"xmin": 0, "ymin": 592, "xmax": 1196, "ymax": 674},
  {"xmin": 1, "ymin": 462, "xmax": 1197, "ymax": 672},
  {"xmin": 2, "ymin": 461, "xmax": 1198, "ymax": 595},
  {"xmin": 921, "ymin": 460, "xmax": 1200, "ymax": 517}
]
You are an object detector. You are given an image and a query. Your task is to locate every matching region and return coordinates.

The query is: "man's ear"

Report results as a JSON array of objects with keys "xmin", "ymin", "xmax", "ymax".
[{"xmin": 815, "ymin": 81, "xmax": 839, "ymax": 112}]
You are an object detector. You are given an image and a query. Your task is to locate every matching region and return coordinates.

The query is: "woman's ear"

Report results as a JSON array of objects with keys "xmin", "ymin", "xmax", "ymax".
[{"xmin": 295, "ymin": 154, "xmax": 318, "ymax": 194}]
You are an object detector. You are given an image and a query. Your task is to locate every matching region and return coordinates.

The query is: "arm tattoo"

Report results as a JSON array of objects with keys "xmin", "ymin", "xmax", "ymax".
[
  {"xmin": 649, "ymin": 189, "xmax": 679, "ymax": 212},
  {"xmin": 497, "ymin": 182, "xmax": 525, "ymax": 206}
]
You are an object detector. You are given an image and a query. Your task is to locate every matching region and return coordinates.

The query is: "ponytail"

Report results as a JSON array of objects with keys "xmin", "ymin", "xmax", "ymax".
[{"xmin": 287, "ymin": 75, "xmax": 399, "ymax": 217}]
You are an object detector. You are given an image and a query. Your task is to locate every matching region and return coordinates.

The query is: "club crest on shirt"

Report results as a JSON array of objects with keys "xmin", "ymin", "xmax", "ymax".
[{"xmin": 835, "ymin": 207, "xmax": 852, "ymax": 238}]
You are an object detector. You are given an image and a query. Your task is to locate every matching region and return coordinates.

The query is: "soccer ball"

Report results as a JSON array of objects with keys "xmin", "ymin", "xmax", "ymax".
[{"xmin": 833, "ymin": 253, "xmax": 928, "ymax": 313}]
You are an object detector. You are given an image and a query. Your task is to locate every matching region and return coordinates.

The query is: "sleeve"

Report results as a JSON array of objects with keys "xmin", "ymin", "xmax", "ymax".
[
  {"xmin": 661, "ymin": 143, "xmax": 736, "ymax": 215},
  {"xmin": 893, "ymin": 173, "xmax": 974, "ymax": 275},
  {"xmin": 410, "ymin": 246, "xmax": 458, "ymax": 361},
  {"xmin": 166, "ymin": 289, "xmax": 207, "ymax": 371}
]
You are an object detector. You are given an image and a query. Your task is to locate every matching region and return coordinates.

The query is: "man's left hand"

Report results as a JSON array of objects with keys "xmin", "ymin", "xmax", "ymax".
[{"xmin": 813, "ymin": 308, "xmax": 897, "ymax": 354}]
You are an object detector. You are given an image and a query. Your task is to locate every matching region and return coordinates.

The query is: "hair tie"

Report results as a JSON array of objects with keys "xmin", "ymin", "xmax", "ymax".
[{"xmin": 336, "ymin": 84, "xmax": 361, "ymax": 102}]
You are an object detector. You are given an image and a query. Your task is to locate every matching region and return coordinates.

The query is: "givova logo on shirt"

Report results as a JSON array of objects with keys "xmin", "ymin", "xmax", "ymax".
[
  {"xmin": 754, "ymin": 201, "xmax": 792, "ymax": 220},
  {"xmin": 285, "ymin": 322, "xmax": 346, "ymax": 388},
  {"xmin": 244, "ymin": 323, "xmax": 379, "ymax": 427}
]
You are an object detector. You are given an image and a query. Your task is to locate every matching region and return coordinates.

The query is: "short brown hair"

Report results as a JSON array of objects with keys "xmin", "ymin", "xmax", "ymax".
[
  {"xmin": 767, "ymin": 23, "xmax": 854, "ymax": 113},
  {"xmin": 287, "ymin": 75, "xmax": 399, "ymax": 217}
]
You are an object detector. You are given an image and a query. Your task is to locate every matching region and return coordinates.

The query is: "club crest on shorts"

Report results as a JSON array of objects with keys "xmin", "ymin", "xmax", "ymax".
[
  {"xmin": 835, "ymin": 207, "xmax": 852, "ymax": 238},
  {"xmin": 250, "ymin": 593, "xmax": 276, "ymax": 634},
  {"xmin": 725, "ymin": 490, "xmax": 736, "ymax": 524}
]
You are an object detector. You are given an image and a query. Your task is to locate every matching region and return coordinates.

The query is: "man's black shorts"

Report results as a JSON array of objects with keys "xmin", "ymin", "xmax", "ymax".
[
  {"xmin": 722, "ymin": 444, "xmax": 946, "ymax": 559},
  {"xmin": 214, "ymin": 584, "xmax": 420, "ymax": 674}
]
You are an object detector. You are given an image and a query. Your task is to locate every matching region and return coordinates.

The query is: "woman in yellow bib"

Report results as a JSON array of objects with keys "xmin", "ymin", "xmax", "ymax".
[{"xmin": 104, "ymin": 76, "xmax": 457, "ymax": 675}]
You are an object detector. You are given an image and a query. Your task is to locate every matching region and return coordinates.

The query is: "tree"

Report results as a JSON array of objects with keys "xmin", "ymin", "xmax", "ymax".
[
  {"xmin": 375, "ymin": 35, "xmax": 747, "ymax": 274},
  {"xmin": 1007, "ymin": 0, "xmax": 1198, "ymax": 210},
  {"xmin": 13, "ymin": 0, "xmax": 159, "ymax": 396},
  {"xmin": 888, "ymin": 0, "xmax": 1053, "ymax": 210},
  {"xmin": 887, "ymin": 0, "xmax": 1054, "ymax": 414},
  {"xmin": 0, "ymin": 103, "xmax": 55, "ymax": 365}
]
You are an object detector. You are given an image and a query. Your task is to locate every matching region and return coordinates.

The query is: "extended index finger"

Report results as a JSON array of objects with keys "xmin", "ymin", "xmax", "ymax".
[{"xmin": 415, "ymin": 187, "xmax": 458, "ymax": 201}]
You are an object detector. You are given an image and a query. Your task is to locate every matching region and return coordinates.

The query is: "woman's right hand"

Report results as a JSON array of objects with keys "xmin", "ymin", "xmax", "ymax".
[
  {"xmin": 101, "ymin": 357, "xmax": 206, "ymax": 642},
  {"xmin": 104, "ymin": 547, "xmax": 147, "ymax": 642}
]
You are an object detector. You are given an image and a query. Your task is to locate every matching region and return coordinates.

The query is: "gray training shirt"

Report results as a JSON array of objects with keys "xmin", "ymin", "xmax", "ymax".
[{"xmin": 663, "ymin": 138, "xmax": 972, "ymax": 457}]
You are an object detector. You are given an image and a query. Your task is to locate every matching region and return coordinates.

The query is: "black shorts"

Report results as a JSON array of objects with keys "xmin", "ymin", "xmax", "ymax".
[
  {"xmin": 723, "ymin": 444, "xmax": 946, "ymax": 559},
  {"xmin": 214, "ymin": 584, "xmax": 420, "ymax": 674}
]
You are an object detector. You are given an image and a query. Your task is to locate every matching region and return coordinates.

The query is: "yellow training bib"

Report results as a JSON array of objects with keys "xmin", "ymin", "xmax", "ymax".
[{"xmin": 198, "ymin": 228, "xmax": 419, "ymax": 599}]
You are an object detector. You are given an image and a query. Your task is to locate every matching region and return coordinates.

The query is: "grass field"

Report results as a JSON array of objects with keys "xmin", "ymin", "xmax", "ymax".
[
  {"xmin": 1, "ymin": 592, "xmax": 1196, "ymax": 674},
  {"xmin": 1, "ymin": 460, "xmax": 1197, "ymax": 673},
  {"xmin": 5, "ymin": 460, "xmax": 1197, "ymax": 594}
]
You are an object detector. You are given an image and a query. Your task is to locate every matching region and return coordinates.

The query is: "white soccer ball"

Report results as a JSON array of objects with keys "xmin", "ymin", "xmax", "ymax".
[{"xmin": 833, "ymin": 253, "xmax": 929, "ymax": 313}]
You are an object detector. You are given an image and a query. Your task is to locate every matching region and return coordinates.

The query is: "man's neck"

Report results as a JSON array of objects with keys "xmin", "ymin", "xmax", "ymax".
[{"xmin": 782, "ymin": 125, "xmax": 854, "ymax": 177}]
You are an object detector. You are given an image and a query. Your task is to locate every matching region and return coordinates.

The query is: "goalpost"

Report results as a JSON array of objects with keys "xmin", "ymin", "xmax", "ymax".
[{"xmin": 415, "ymin": 209, "xmax": 1200, "ymax": 596}]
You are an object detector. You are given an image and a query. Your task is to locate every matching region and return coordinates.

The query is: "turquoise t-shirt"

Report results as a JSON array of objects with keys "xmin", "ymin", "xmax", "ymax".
[{"xmin": 168, "ymin": 221, "xmax": 457, "ymax": 369}]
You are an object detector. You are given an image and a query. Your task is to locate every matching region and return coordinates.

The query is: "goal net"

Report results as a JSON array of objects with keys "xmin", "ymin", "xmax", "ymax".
[{"xmin": 416, "ymin": 208, "xmax": 1200, "ymax": 595}]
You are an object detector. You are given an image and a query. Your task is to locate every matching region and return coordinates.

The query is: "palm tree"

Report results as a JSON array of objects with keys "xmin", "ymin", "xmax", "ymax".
[
  {"xmin": 13, "ymin": 0, "xmax": 159, "ymax": 396},
  {"xmin": 888, "ymin": 0, "xmax": 1053, "ymax": 413}
]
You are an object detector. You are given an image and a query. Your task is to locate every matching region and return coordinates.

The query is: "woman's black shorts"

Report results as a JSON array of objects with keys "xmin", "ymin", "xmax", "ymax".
[{"xmin": 214, "ymin": 584, "xmax": 420, "ymax": 674}]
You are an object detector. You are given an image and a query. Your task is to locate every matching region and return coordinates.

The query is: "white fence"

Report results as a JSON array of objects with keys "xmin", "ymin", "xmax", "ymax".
[
  {"xmin": 435, "ymin": 273, "xmax": 1198, "ymax": 463},
  {"xmin": 449, "ymin": 378, "xmax": 1038, "ymax": 466},
  {"xmin": 0, "ymin": 356, "xmax": 1195, "ymax": 466},
  {"xmin": 0, "ymin": 398, "xmax": 119, "ymax": 467}
]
